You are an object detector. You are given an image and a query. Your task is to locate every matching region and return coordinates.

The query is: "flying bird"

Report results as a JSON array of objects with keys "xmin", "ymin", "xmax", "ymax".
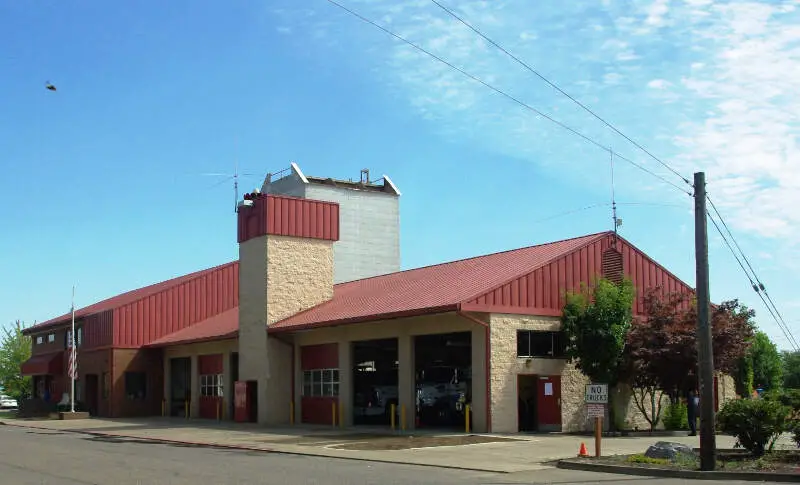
[{"xmin": 45, "ymin": 81, "xmax": 56, "ymax": 91}]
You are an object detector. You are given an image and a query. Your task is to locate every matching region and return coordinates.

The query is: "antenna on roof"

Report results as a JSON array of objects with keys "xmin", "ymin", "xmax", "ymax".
[
  {"xmin": 197, "ymin": 139, "xmax": 260, "ymax": 213},
  {"xmin": 610, "ymin": 148, "xmax": 622, "ymax": 244}
]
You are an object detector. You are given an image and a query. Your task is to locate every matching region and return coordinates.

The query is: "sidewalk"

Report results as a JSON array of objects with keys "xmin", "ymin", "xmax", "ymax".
[{"xmin": 0, "ymin": 416, "xmax": 739, "ymax": 473}]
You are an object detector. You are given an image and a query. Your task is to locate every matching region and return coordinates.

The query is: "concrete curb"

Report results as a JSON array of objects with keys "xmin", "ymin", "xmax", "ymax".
[
  {"xmin": 558, "ymin": 458, "xmax": 800, "ymax": 482},
  {"xmin": 0, "ymin": 420, "xmax": 518, "ymax": 474}
]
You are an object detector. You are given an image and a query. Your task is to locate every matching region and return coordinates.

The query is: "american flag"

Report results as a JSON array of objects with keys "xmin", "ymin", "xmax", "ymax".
[{"xmin": 68, "ymin": 317, "xmax": 77, "ymax": 381}]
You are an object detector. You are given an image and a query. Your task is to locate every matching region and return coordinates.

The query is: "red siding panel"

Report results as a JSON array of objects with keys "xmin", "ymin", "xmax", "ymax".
[
  {"xmin": 463, "ymin": 234, "xmax": 693, "ymax": 316},
  {"xmin": 113, "ymin": 262, "xmax": 239, "ymax": 347},
  {"xmin": 82, "ymin": 310, "xmax": 113, "ymax": 349},
  {"xmin": 300, "ymin": 344, "xmax": 339, "ymax": 370},
  {"xmin": 198, "ymin": 354, "xmax": 223, "ymax": 375},
  {"xmin": 237, "ymin": 194, "xmax": 340, "ymax": 243}
]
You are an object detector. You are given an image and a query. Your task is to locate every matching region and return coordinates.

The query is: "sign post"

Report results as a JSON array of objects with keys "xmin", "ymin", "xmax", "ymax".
[{"xmin": 585, "ymin": 384, "xmax": 608, "ymax": 457}]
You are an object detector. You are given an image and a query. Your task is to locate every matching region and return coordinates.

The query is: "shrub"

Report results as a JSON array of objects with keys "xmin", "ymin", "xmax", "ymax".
[
  {"xmin": 717, "ymin": 398, "xmax": 790, "ymax": 456},
  {"xmin": 663, "ymin": 401, "xmax": 688, "ymax": 430},
  {"xmin": 764, "ymin": 388, "xmax": 800, "ymax": 418}
]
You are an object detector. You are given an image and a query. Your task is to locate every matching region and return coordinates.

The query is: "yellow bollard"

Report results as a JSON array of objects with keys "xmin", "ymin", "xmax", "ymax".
[
  {"xmin": 465, "ymin": 404, "xmax": 471, "ymax": 433},
  {"xmin": 400, "ymin": 404, "xmax": 406, "ymax": 432},
  {"xmin": 390, "ymin": 403, "xmax": 396, "ymax": 431},
  {"xmin": 332, "ymin": 401, "xmax": 337, "ymax": 427},
  {"xmin": 290, "ymin": 401, "xmax": 295, "ymax": 425},
  {"xmin": 339, "ymin": 401, "xmax": 344, "ymax": 428}
]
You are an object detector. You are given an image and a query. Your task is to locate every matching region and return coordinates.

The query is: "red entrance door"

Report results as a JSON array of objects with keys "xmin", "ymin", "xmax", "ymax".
[{"xmin": 536, "ymin": 376, "xmax": 562, "ymax": 431}]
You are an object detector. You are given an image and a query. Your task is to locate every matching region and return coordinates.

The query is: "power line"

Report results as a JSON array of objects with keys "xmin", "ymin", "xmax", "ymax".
[
  {"xmin": 429, "ymin": 0, "xmax": 692, "ymax": 188},
  {"xmin": 706, "ymin": 209, "xmax": 799, "ymax": 351},
  {"xmin": 325, "ymin": 0, "xmax": 692, "ymax": 197},
  {"xmin": 706, "ymin": 196, "xmax": 799, "ymax": 350}
]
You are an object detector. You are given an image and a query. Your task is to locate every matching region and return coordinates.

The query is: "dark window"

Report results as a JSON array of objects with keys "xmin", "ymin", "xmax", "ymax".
[
  {"xmin": 517, "ymin": 330, "xmax": 567, "ymax": 358},
  {"xmin": 124, "ymin": 372, "xmax": 147, "ymax": 400}
]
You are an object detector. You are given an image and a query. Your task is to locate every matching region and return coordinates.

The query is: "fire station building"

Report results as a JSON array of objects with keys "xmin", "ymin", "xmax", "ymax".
[{"xmin": 19, "ymin": 165, "xmax": 736, "ymax": 433}]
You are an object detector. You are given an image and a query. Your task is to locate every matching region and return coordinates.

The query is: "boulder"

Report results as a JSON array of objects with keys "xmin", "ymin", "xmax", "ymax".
[{"xmin": 644, "ymin": 441, "xmax": 697, "ymax": 461}]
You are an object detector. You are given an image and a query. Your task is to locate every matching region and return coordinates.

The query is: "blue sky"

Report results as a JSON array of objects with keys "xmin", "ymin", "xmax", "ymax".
[{"xmin": 1, "ymin": 0, "xmax": 798, "ymax": 350}]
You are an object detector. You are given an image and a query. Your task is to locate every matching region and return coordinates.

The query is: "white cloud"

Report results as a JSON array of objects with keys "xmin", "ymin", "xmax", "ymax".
[
  {"xmin": 646, "ymin": 0, "xmax": 672, "ymax": 26},
  {"xmin": 276, "ymin": 26, "xmax": 292, "ymax": 34},
  {"xmin": 673, "ymin": 2, "xmax": 800, "ymax": 243},
  {"xmin": 647, "ymin": 79, "xmax": 673, "ymax": 89}
]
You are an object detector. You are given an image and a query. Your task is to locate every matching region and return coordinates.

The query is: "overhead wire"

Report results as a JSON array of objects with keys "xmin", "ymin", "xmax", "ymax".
[
  {"xmin": 325, "ymin": 0, "xmax": 692, "ymax": 197},
  {"xmin": 706, "ymin": 196, "xmax": 799, "ymax": 350},
  {"xmin": 706, "ymin": 209, "xmax": 799, "ymax": 351},
  {"xmin": 429, "ymin": 0, "xmax": 692, "ymax": 188}
]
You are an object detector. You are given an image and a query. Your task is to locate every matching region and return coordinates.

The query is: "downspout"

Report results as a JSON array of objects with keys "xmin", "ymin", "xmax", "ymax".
[{"xmin": 456, "ymin": 307, "xmax": 491, "ymax": 433}]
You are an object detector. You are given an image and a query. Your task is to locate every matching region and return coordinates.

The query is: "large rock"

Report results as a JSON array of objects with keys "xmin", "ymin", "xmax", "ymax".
[{"xmin": 644, "ymin": 441, "xmax": 697, "ymax": 461}]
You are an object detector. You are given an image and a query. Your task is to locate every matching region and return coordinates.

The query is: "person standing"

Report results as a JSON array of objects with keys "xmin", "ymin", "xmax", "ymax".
[{"xmin": 687, "ymin": 390, "xmax": 699, "ymax": 436}]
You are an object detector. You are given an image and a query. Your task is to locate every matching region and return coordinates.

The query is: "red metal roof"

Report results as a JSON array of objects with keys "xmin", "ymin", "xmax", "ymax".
[
  {"xmin": 270, "ymin": 232, "xmax": 609, "ymax": 332},
  {"xmin": 23, "ymin": 261, "xmax": 238, "ymax": 336},
  {"xmin": 146, "ymin": 307, "xmax": 238, "ymax": 347}
]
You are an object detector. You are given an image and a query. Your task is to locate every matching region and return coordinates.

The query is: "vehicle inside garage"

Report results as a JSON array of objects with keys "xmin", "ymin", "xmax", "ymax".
[
  {"xmin": 414, "ymin": 332, "xmax": 471, "ymax": 429},
  {"xmin": 352, "ymin": 338, "xmax": 398, "ymax": 426}
]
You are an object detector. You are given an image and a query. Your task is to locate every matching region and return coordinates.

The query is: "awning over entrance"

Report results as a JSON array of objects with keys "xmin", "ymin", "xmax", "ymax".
[{"xmin": 20, "ymin": 352, "xmax": 63, "ymax": 376}]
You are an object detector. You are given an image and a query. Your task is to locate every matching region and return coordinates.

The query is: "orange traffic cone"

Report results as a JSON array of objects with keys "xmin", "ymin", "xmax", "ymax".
[{"xmin": 578, "ymin": 442, "xmax": 589, "ymax": 457}]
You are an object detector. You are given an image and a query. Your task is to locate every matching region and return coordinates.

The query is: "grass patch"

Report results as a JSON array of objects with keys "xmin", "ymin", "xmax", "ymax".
[
  {"xmin": 599, "ymin": 450, "xmax": 800, "ymax": 474},
  {"xmin": 626, "ymin": 454, "xmax": 670, "ymax": 465},
  {"xmin": 0, "ymin": 410, "xmax": 18, "ymax": 419}
]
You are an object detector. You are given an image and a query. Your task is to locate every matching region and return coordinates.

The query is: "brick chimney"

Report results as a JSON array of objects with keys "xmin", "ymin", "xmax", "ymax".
[{"xmin": 237, "ymin": 193, "xmax": 339, "ymax": 424}]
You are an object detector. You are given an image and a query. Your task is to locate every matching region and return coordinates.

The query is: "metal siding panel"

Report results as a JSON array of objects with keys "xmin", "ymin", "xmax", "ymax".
[
  {"xmin": 557, "ymin": 258, "xmax": 566, "ymax": 308},
  {"xmin": 519, "ymin": 274, "xmax": 528, "ymax": 307},
  {"xmin": 565, "ymin": 255, "xmax": 574, "ymax": 294},
  {"xmin": 535, "ymin": 269, "xmax": 543, "ymax": 308},
  {"xmin": 543, "ymin": 263, "xmax": 553, "ymax": 308},
  {"xmin": 510, "ymin": 279, "xmax": 519, "ymax": 306}
]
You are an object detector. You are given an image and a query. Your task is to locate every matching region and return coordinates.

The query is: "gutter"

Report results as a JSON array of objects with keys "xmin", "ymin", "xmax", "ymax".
[{"xmin": 455, "ymin": 307, "xmax": 491, "ymax": 434}]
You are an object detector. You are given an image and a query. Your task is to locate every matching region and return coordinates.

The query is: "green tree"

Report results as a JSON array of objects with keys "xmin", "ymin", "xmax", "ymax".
[
  {"xmin": 783, "ymin": 351, "xmax": 800, "ymax": 389},
  {"xmin": 749, "ymin": 331, "xmax": 782, "ymax": 392},
  {"xmin": 734, "ymin": 354, "xmax": 754, "ymax": 397},
  {"xmin": 0, "ymin": 321, "xmax": 32, "ymax": 401},
  {"xmin": 561, "ymin": 278, "xmax": 635, "ymax": 430}
]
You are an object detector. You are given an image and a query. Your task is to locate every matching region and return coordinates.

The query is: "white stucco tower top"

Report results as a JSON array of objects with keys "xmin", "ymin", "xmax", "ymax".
[{"xmin": 261, "ymin": 162, "xmax": 401, "ymax": 284}]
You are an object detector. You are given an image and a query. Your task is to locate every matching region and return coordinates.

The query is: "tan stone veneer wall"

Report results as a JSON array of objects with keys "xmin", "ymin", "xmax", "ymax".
[
  {"xmin": 716, "ymin": 372, "xmax": 737, "ymax": 407},
  {"xmin": 238, "ymin": 234, "xmax": 334, "ymax": 424},
  {"xmin": 266, "ymin": 235, "xmax": 334, "ymax": 325},
  {"xmin": 489, "ymin": 313, "xmax": 590, "ymax": 433}
]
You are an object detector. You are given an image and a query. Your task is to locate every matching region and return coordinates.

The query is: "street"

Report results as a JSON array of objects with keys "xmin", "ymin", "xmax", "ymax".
[{"xmin": 0, "ymin": 424, "xmax": 773, "ymax": 485}]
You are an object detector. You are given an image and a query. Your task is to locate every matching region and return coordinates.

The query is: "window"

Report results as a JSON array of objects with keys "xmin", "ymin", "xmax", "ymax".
[
  {"xmin": 65, "ymin": 328, "xmax": 83, "ymax": 348},
  {"xmin": 36, "ymin": 336, "xmax": 43, "ymax": 345},
  {"xmin": 200, "ymin": 374, "xmax": 223, "ymax": 397},
  {"xmin": 302, "ymin": 369, "xmax": 339, "ymax": 397},
  {"xmin": 47, "ymin": 333, "xmax": 55, "ymax": 343},
  {"xmin": 517, "ymin": 330, "xmax": 567, "ymax": 358},
  {"xmin": 124, "ymin": 372, "xmax": 147, "ymax": 400},
  {"xmin": 101, "ymin": 372, "xmax": 109, "ymax": 399}
]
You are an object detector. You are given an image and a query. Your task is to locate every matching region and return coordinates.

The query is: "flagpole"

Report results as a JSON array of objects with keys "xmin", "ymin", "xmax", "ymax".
[{"xmin": 70, "ymin": 285, "xmax": 76, "ymax": 413}]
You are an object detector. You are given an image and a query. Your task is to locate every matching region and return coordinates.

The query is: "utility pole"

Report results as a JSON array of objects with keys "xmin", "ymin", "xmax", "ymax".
[{"xmin": 694, "ymin": 171, "xmax": 716, "ymax": 471}]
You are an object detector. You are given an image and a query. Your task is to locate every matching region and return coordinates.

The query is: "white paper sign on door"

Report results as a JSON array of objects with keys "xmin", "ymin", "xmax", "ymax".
[{"xmin": 544, "ymin": 382, "xmax": 553, "ymax": 396}]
